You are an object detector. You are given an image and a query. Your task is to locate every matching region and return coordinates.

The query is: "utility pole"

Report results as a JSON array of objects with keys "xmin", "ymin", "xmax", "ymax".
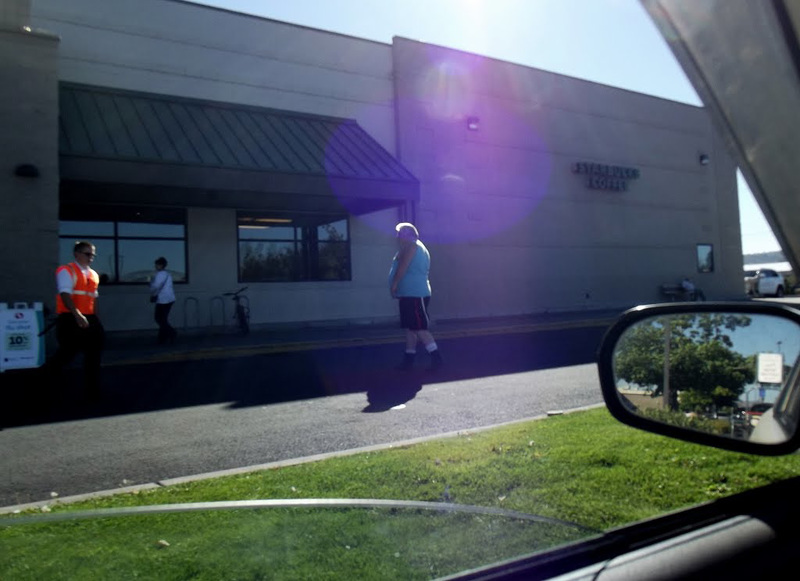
[{"xmin": 662, "ymin": 317, "xmax": 673, "ymax": 410}]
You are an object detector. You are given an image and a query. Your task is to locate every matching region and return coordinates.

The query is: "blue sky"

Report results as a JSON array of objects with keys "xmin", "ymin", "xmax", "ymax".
[{"xmin": 190, "ymin": 0, "xmax": 779, "ymax": 256}]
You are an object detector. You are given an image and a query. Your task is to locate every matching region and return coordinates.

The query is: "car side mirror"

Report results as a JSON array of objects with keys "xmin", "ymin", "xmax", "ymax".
[{"xmin": 597, "ymin": 303, "xmax": 800, "ymax": 455}]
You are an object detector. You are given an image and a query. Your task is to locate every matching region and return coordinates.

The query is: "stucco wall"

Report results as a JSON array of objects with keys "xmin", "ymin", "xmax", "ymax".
[
  {"xmin": 0, "ymin": 23, "xmax": 59, "ymax": 308},
  {"xmin": 31, "ymin": 0, "xmax": 397, "ymax": 152},
  {"xmin": 392, "ymin": 37, "xmax": 742, "ymax": 318}
]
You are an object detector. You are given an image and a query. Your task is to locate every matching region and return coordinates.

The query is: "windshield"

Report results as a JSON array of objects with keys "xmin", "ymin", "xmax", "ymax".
[{"xmin": 2, "ymin": 1, "xmax": 800, "ymax": 579}]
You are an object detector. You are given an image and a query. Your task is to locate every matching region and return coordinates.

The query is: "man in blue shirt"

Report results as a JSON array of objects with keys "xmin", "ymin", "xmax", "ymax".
[{"xmin": 389, "ymin": 222, "xmax": 443, "ymax": 370}]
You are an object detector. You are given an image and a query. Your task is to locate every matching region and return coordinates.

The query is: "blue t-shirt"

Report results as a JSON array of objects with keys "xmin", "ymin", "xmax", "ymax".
[{"xmin": 388, "ymin": 240, "xmax": 432, "ymax": 297}]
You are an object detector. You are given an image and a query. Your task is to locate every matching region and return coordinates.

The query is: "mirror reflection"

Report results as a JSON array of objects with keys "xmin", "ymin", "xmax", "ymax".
[{"xmin": 612, "ymin": 313, "xmax": 800, "ymax": 444}]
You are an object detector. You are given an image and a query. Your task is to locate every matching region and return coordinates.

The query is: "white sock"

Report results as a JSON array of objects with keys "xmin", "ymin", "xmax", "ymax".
[{"xmin": 425, "ymin": 342, "xmax": 438, "ymax": 353}]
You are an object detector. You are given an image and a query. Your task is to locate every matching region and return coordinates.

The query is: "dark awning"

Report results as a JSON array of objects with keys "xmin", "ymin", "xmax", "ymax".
[{"xmin": 58, "ymin": 84, "xmax": 418, "ymax": 214}]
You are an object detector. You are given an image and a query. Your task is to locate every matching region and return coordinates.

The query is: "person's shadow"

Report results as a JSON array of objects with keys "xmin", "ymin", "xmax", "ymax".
[
  {"xmin": 363, "ymin": 371, "xmax": 423, "ymax": 412},
  {"xmin": 4, "ymin": 325, "xmax": 607, "ymax": 427}
]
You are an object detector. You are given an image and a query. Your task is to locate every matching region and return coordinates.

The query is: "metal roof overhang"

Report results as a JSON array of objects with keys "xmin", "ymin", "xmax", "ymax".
[
  {"xmin": 58, "ymin": 84, "xmax": 419, "ymax": 216},
  {"xmin": 59, "ymin": 162, "xmax": 415, "ymax": 215}
]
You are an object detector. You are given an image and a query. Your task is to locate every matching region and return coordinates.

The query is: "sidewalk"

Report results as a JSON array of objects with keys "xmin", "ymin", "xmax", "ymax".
[{"xmin": 102, "ymin": 308, "xmax": 626, "ymax": 367}]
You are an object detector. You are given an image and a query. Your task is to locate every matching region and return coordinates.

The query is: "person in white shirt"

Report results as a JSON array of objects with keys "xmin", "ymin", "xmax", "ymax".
[
  {"xmin": 681, "ymin": 277, "xmax": 706, "ymax": 301},
  {"xmin": 150, "ymin": 257, "xmax": 177, "ymax": 344}
]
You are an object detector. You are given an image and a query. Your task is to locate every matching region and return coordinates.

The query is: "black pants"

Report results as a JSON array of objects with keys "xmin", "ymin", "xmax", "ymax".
[
  {"xmin": 47, "ymin": 313, "xmax": 105, "ymax": 394},
  {"xmin": 684, "ymin": 289, "xmax": 706, "ymax": 301},
  {"xmin": 155, "ymin": 302, "xmax": 176, "ymax": 344}
]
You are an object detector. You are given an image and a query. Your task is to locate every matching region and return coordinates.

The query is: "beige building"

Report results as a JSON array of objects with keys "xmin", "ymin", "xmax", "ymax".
[{"xmin": 0, "ymin": 0, "xmax": 743, "ymax": 333}]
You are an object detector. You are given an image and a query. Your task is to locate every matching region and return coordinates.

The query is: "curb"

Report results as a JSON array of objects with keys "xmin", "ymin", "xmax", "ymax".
[{"xmin": 0, "ymin": 404, "xmax": 605, "ymax": 515}]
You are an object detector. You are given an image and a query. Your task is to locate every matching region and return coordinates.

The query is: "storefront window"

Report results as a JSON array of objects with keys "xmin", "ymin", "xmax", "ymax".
[
  {"xmin": 59, "ymin": 207, "xmax": 187, "ymax": 284},
  {"xmin": 238, "ymin": 214, "xmax": 350, "ymax": 282},
  {"xmin": 318, "ymin": 220, "xmax": 350, "ymax": 281}
]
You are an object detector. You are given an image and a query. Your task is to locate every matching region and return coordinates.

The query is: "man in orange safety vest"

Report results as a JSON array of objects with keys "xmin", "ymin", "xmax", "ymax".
[{"xmin": 46, "ymin": 240, "xmax": 105, "ymax": 400}]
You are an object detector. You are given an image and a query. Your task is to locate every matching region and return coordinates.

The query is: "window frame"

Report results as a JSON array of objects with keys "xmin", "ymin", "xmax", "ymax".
[
  {"xmin": 59, "ymin": 205, "xmax": 188, "ymax": 285},
  {"xmin": 237, "ymin": 212, "xmax": 351, "ymax": 283},
  {"xmin": 696, "ymin": 243, "xmax": 715, "ymax": 274}
]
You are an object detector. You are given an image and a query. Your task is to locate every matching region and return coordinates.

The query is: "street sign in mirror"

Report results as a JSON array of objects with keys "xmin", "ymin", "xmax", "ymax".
[{"xmin": 757, "ymin": 352, "xmax": 784, "ymax": 384}]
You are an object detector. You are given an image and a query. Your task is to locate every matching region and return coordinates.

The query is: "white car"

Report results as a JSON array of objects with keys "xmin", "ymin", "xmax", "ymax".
[{"xmin": 744, "ymin": 269, "xmax": 785, "ymax": 297}]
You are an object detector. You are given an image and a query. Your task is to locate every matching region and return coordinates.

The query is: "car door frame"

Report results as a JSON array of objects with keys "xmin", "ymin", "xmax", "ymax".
[{"xmin": 451, "ymin": 475, "xmax": 800, "ymax": 580}]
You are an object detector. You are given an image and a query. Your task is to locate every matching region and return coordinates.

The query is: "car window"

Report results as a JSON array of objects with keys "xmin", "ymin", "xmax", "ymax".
[{"xmin": 3, "ymin": 1, "xmax": 800, "ymax": 580}]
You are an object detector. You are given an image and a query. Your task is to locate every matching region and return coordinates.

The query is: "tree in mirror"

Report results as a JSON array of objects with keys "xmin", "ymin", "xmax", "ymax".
[{"xmin": 612, "ymin": 313, "xmax": 800, "ymax": 444}]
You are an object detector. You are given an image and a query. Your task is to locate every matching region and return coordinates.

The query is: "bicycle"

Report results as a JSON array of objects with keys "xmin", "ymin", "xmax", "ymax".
[{"xmin": 223, "ymin": 287, "xmax": 250, "ymax": 336}]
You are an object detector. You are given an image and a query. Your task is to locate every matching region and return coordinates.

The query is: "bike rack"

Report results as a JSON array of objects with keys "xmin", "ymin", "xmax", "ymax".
[
  {"xmin": 209, "ymin": 296, "xmax": 225, "ymax": 328},
  {"xmin": 183, "ymin": 296, "xmax": 199, "ymax": 330}
]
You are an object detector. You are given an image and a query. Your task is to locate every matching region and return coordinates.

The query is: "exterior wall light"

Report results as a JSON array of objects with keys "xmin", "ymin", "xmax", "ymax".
[
  {"xmin": 466, "ymin": 116, "xmax": 480, "ymax": 131},
  {"xmin": 14, "ymin": 164, "xmax": 40, "ymax": 178},
  {"xmin": 698, "ymin": 154, "xmax": 710, "ymax": 166}
]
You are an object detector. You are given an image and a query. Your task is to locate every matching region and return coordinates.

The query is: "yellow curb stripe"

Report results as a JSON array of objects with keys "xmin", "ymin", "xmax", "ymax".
[{"xmin": 105, "ymin": 318, "xmax": 615, "ymax": 367}]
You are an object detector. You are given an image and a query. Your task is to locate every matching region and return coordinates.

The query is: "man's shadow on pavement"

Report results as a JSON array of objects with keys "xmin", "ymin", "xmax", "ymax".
[
  {"xmin": 3, "ymin": 326, "xmax": 607, "ymax": 428},
  {"xmin": 362, "ymin": 371, "xmax": 424, "ymax": 413}
]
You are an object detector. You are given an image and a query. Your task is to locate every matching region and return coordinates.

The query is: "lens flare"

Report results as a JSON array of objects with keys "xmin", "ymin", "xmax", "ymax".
[{"xmin": 418, "ymin": 61, "xmax": 477, "ymax": 123}]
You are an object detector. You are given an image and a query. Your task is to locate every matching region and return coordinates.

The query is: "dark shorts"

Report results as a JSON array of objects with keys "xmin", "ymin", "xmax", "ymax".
[{"xmin": 398, "ymin": 297, "xmax": 430, "ymax": 331}]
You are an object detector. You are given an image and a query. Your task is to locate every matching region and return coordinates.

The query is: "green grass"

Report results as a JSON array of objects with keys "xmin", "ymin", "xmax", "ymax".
[{"xmin": 3, "ymin": 408, "xmax": 800, "ymax": 580}]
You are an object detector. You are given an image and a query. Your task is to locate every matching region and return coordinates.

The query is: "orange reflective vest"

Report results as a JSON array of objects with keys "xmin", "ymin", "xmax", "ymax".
[{"xmin": 56, "ymin": 262, "xmax": 100, "ymax": 315}]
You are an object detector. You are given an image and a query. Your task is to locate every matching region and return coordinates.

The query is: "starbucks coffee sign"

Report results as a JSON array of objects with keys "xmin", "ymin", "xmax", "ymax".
[{"xmin": 572, "ymin": 162, "xmax": 640, "ymax": 192}]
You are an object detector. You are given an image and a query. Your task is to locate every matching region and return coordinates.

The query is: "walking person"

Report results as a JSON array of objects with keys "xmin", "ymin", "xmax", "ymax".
[
  {"xmin": 389, "ymin": 222, "xmax": 443, "ymax": 370},
  {"xmin": 45, "ymin": 240, "xmax": 105, "ymax": 400},
  {"xmin": 150, "ymin": 256, "xmax": 177, "ymax": 344}
]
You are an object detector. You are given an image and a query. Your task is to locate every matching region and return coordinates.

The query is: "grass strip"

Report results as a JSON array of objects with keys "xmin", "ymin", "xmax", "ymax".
[{"xmin": 3, "ymin": 408, "xmax": 800, "ymax": 580}]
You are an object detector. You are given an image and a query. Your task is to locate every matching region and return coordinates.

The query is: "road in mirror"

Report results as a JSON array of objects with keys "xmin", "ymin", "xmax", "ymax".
[{"xmin": 611, "ymin": 313, "xmax": 800, "ymax": 444}]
